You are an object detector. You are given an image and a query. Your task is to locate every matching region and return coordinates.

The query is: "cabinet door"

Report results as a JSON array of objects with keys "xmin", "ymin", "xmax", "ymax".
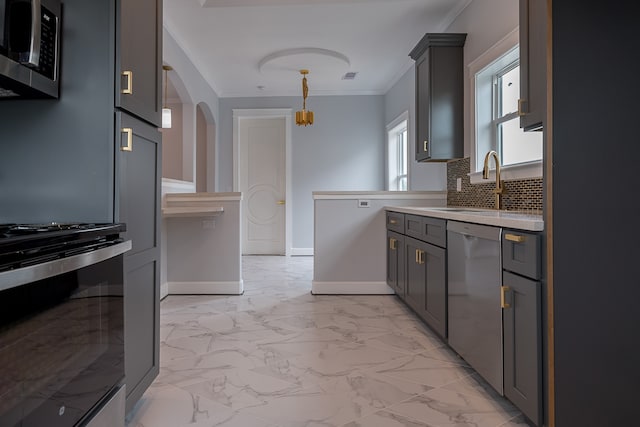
[
  {"xmin": 116, "ymin": 0, "xmax": 162, "ymax": 127},
  {"xmin": 415, "ymin": 54, "xmax": 430, "ymax": 161},
  {"xmin": 423, "ymin": 243, "xmax": 447, "ymax": 338},
  {"xmin": 405, "ymin": 237, "xmax": 426, "ymax": 316},
  {"xmin": 519, "ymin": 0, "xmax": 546, "ymax": 131},
  {"xmin": 115, "ymin": 112, "xmax": 161, "ymax": 412},
  {"xmin": 503, "ymin": 271, "xmax": 542, "ymax": 426},
  {"xmin": 387, "ymin": 231, "xmax": 405, "ymax": 297}
]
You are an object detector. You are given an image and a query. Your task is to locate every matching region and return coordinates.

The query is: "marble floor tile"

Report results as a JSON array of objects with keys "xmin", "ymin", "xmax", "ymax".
[
  {"xmin": 342, "ymin": 410, "xmax": 438, "ymax": 427},
  {"xmin": 126, "ymin": 255, "xmax": 532, "ymax": 427},
  {"xmin": 386, "ymin": 388, "xmax": 520, "ymax": 427}
]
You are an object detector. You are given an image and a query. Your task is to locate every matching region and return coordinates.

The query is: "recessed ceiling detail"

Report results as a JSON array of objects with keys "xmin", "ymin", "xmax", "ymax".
[
  {"xmin": 201, "ymin": 0, "xmax": 393, "ymax": 7},
  {"xmin": 258, "ymin": 48, "xmax": 351, "ymax": 77}
]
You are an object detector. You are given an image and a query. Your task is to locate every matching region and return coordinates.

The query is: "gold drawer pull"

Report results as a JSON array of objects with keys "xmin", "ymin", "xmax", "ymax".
[
  {"xmin": 277, "ymin": 200, "xmax": 286, "ymax": 205},
  {"xmin": 423, "ymin": 140, "xmax": 428, "ymax": 152},
  {"xmin": 505, "ymin": 233, "xmax": 526, "ymax": 243},
  {"xmin": 501, "ymin": 285, "xmax": 511, "ymax": 309},
  {"xmin": 389, "ymin": 219, "xmax": 397, "ymax": 225},
  {"xmin": 389, "ymin": 238, "xmax": 397, "ymax": 250},
  {"xmin": 122, "ymin": 70, "xmax": 133, "ymax": 94},
  {"xmin": 518, "ymin": 98, "xmax": 526, "ymax": 116},
  {"xmin": 121, "ymin": 128, "xmax": 133, "ymax": 152}
]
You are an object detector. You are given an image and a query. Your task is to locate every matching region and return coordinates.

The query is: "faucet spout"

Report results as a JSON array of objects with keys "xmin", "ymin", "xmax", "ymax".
[{"xmin": 482, "ymin": 150, "xmax": 505, "ymax": 210}]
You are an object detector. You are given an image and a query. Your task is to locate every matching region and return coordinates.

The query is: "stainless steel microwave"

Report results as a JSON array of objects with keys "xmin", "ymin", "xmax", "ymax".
[{"xmin": 0, "ymin": 0, "xmax": 61, "ymax": 98}]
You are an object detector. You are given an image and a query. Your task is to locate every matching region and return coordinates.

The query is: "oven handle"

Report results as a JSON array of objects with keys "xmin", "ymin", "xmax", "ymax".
[{"xmin": 0, "ymin": 240, "xmax": 132, "ymax": 293}]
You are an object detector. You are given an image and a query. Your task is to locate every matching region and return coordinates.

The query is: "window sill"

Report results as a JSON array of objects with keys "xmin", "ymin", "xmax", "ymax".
[{"xmin": 469, "ymin": 160, "xmax": 542, "ymax": 184}]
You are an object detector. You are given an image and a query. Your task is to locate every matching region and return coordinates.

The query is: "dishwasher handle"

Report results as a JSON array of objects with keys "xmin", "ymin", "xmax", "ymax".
[{"xmin": 447, "ymin": 220, "xmax": 502, "ymax": 242}]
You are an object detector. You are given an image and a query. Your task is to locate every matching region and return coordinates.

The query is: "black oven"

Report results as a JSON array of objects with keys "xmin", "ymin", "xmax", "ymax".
[{"xmin": 0, "ymin": 224, "xmax": 130, "ymax": 427}]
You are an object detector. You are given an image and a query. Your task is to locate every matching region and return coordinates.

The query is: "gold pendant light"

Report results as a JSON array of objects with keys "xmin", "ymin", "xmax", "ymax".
[{"xmin": 295, "ymin": 69, "xmax": 314, "ymax": 126}]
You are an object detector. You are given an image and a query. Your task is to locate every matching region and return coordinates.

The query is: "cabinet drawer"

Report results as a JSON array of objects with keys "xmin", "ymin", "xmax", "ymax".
[
  {"xmin": 502, "ymin": 230, "xmax": 540, "ymax": 279},
  {"xmin": 386, "ymin": 212, "xmax": 405, "ymax": 233},
  {"xmin": 405, "ymin": 214, "xmax": 447, "ymax": 248}
]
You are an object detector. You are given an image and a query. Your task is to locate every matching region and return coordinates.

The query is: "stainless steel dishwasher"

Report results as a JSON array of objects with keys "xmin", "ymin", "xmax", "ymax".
[{"xmin": 447, "ymin": 220, "xmax": 503, "ymax": 394}]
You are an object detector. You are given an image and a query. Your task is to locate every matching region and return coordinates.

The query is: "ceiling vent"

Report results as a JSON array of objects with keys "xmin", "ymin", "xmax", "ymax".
[{"xmin": 342, "ymin": 72, "xmax": 358, "ymax": 80}]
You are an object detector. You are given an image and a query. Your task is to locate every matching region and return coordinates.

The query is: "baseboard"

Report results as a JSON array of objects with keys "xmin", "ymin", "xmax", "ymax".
[
  {"xmin": 160, "ymin": 282, "xmax": 169, "ymax": 300},
  {"xmin": 290, "ymin": 247, "xmax": 314, "ymax": 256},
  {"xmin": 167, "ymin": 281, "xmax": 244, "ymax": 295},
  {"xmin": 311, "ymin": 281, "xmax": 395, "ymax": 295}
]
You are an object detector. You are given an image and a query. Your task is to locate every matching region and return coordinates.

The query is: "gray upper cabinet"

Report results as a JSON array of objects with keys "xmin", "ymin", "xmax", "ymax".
[
  {"xmin": 409, "ymin": 33, "xmax": 466, "ymax": 162},
  {"xmin": 519, "ymin": 0, "xmax": 546, "ymax": 131},
  {"xmin": 116, "ymin": 0, "xmax": 162, "ymax": 127}
]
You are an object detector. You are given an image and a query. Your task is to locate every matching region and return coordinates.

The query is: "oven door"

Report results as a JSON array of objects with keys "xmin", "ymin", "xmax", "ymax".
[{"xmin": 0, "ymin": 241, "xmax": 130, "ymax": 427}]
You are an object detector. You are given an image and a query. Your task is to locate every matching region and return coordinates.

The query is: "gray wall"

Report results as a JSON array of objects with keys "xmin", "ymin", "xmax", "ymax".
[
  {"xmin": 219, "ymin": 95, "xmax": 385, "ymax": 250},
  {"xmin": 0, "ymin": 0, "xmax": 115, "ymax": 224},
  {"xmin": 384, "ymin": 67, "xmax": 447, "ymax": 191}
]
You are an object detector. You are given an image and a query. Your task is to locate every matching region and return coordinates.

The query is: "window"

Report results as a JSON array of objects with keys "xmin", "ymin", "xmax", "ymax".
[
  {"xmin": 472, "ymin": 40, "xmax": 543, "ymax": 182},
  {"xmin": 387, "ymin": 112, "xmax": 409, "ymax": 191}
]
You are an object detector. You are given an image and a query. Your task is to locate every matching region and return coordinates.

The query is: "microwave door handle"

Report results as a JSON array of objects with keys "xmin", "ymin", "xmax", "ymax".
[{"xmin": 26, "ymin": 0, "xmax": 41, "ymax": 67}]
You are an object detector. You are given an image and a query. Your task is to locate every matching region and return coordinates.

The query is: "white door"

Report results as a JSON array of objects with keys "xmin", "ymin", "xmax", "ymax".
[{"xmin": 239, "ymin": 117, "xmax": 286, "ymax": 255}]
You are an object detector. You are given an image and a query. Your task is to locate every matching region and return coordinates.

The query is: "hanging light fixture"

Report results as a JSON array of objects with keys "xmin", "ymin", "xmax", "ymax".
[
  {"xmin": 162, "ymin": 65, "xmax": 173, "ymax": 129},
  {"xmin": 295, "ymin": 69, "xmax": 314, "ymax": 126}
]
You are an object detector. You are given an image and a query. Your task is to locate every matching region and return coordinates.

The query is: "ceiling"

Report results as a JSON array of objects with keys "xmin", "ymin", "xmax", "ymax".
[{"xmin": 163, "ymin": 0, "xmax": 471, "ymax": 98}]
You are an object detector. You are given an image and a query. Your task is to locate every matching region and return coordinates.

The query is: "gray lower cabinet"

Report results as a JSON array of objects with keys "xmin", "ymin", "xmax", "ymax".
[
  {"xmin": 502, "ymin": 230, "xmax": 542, "ymax": 426},
  {"xmin": 386, "ymin": 212, "xmax": 447, "ymax": 340},
  {"xmin": 405, "ymin": 236, "xmax": 446, "ymax": 339},
  {"xmin": 116, "ymin": 112, "xmax": 161, "ymax": 412},
  {"xmin": 386, "ymin": 230, "xmax": 405, "ymax": 297}
]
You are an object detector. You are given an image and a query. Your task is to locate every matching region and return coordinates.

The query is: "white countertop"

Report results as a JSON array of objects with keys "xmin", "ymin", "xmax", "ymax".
[
  {"xmin": 313, "ymin": 191, "xmax": 446, "ymax": 200},
  {"xmin": 386, "ymin": 206, "xmax": 544, "ymax": 231}
]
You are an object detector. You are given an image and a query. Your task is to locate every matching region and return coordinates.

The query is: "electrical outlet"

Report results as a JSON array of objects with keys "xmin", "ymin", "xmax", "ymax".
[
  {"xmin": 202, "ymin": 219, "xmax": 216, "ymax": 229},
  {"xmin": 358, "ymin": 200, "xmax": 370, "ymax": 208},
  {"xmin": 456, "ymin": 177, "xmax": 462, "ymax": 192}
]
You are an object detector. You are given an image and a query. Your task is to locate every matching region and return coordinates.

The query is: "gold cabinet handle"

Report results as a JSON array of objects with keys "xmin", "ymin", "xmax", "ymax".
[
  {"xmin": 277, "ymin": 200, "xmax": 285, "ymax": 205},
  {"xmin": 501, "ymin": 285, "xmax": 511, "ymax": 309},
  {"xmin": 389, "ymin": 219, "xmax": 397, "ymax": 225},
  {"xmin": 517, "ymin": 98, "xmax": 526, "ymax": 116},
  {"xmin": 505, "ymin": 233, "xmax": 526, "ymax": 243},
  {"xmin": 421, "ymin": 250, "xmax": 425, "ymax": 265},
  {"xmin": 389, "ymin": 238, "xmax": 397, "ymax": 250},
  {"xmin": 121, "ymin": 128, "xmax": 133, "ymax": 152},
  {"xmin": 415, "ymin": 249, "xmax": 420, "ymax": 264},
  {"xmin": 122, "ymin": 70, "xmax": 133, "ymax": 94},
  {"xmin": 423, "ymin": 140, "xmax": 428, "ymax": 153}
]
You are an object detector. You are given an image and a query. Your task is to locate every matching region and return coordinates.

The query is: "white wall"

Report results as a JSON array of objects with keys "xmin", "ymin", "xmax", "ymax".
[
  {"xmin": 444, "ymin": 0, "xmax": 519, "ymax": 158},
  {"xmin": 219, "ymin": 95, "xmax": 386, "ymax": 251},
  {"xmin": 163, "ymin": 29, "xmax": 220, "ymax": 184}
]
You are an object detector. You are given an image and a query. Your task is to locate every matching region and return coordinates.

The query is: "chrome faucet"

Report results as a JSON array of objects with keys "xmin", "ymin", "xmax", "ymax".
[{"xmin": 482, "ymin": 150, "xmax": 505, "ymax": 210}]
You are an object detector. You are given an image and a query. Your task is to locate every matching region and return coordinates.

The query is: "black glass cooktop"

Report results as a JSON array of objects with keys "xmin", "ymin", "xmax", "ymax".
[{"xmin": 0, "ymin": 223, "xmax": 126, "ymax": 272}]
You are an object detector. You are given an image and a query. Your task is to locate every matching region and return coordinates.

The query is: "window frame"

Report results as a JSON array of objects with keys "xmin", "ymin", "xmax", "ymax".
[
  {"xmin": 468, "ymin": 29, "xmax": 542, "ymax": 184},
  {"xmin": 386, "ymin": 111, "xmax": 410, "ymax": 191}
]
